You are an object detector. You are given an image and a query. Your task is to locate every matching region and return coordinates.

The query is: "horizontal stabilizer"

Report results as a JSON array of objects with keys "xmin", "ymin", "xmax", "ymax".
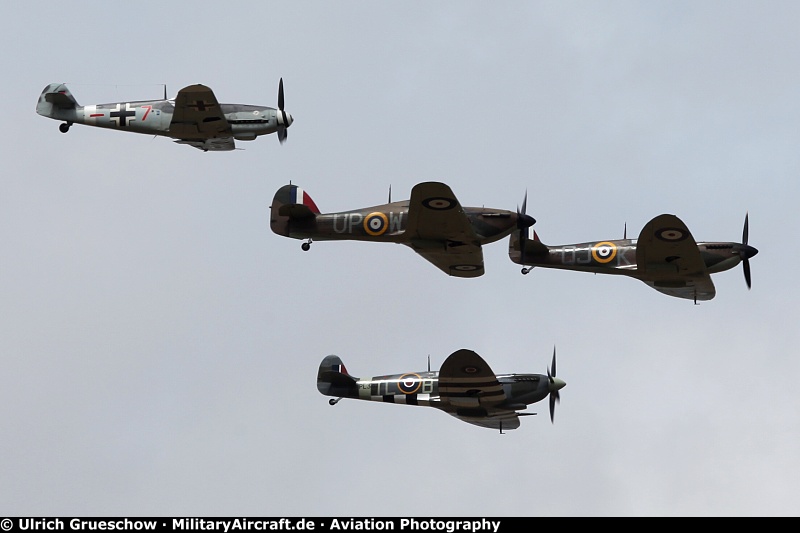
[
  {"xmin": 45, "ymin": 92, "xmax": 76, "ymax": 108},
  {"xmin": 525, "ymin": 235, "xmax": 549, "ymax": 255},
  {"xmin": 278, "ymin": 203, "xmax": 317, "ymax": 219},
  {"xmin": 318, "ymin": 370, "xmax": 358, "ymax": 389}
]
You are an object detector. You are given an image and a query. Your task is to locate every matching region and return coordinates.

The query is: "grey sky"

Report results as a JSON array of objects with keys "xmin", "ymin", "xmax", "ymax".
[{"xmin": 1, "ymin": 1, "xmax": 798, "ymax": 517}]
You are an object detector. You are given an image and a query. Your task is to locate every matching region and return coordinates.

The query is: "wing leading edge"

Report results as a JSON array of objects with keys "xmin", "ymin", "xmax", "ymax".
[
  {"xmin": 404, "ymin": 182, "xmax": 485, "ymax": 278},
  {"xmin": 636, "ymin": 214, "xmax": 715, "ymax": 301}
]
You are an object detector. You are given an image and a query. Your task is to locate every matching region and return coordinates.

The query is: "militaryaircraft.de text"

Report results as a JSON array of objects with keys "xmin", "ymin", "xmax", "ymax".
[
  {"xmin": 509, "ymin": 213, "xmax": 758, "ymax": 302},
  {"xmin": 36, "ymin": 79, "xmax": 293, "ymax": 151},
  {"xmin": 318, "ymin": 348, "xmax": 565, "ymax": 433},
  {"xmin": 270, "ymin": 181, "xmax": 535, "ymax": 277}
]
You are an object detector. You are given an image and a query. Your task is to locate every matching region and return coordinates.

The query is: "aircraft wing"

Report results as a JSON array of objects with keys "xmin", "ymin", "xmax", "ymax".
[
  {"xmin": 173, "ymin": 137, "xmax": 236, "ymax": 151},
  {"xmin": 168, "ymin": 84, "xmax": 234, "ymax": 149},
  {"xmin": 438, "ymin": 349, "xmax": 520, "ymax": 430},
  {"xmin": 636, "ymin": 214, "xmax": 716, "ymax": 301},
  {"xmin": 445, "ymin": 410, "xmax": 521, "ymax": 431},
  {"xmin": 404, "ymin": 182, "xmax": 485, "ymax": 277}
]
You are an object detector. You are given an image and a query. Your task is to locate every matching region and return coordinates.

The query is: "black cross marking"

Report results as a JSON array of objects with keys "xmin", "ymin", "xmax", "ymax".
[
  {"xmin": 189, "ymin": 100, "xmax": 215, "ymax": 112},
  {"xmin": 110, "ymin": 103, "xmax": 135, "ymax": 128}
]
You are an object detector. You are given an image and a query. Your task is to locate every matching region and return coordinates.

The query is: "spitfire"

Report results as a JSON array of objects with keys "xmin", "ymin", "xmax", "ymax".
[
  {"xmin": 318, "ymin": 348, "xmax": 565, "ymax": 433},
  {"xmin": 36, "ymin": 79, "xmax": 293, "ymax": 151},
  {"xmin": 509, "ymin": 213, "xmax": 758, "ymax": 302},
  {"xmin": 270, "ymin": 181, "xmax": 535, "ymax": 277}
]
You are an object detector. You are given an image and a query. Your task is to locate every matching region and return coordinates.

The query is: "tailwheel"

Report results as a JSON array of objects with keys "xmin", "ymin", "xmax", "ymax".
[
  {"xmin": 59, "ymin": 122, "xmax": 71, "ymax": 133},
  {"xmin": 301, "ymin": 239, "xmax": 312, "ymax": 251}
]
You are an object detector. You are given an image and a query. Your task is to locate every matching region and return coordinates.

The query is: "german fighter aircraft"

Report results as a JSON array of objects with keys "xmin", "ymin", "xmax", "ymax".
[
  {"xmin": 36, "ymin": 79, "xmax": 293, "ymax": 151},
  {"xmin": 270, "ymin": 182, "xmax": 535, "ymax": 277},
  {"xmin": 509, "ymin": 213, "xmax": 758, "ymax": 302},
  {"xmin": 318, "ymin": 348, "xmax": 565, "ymax": 433}
]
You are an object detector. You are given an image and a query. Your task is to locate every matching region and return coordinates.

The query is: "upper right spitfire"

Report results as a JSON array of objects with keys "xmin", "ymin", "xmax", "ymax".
[{"xmin": 508, "ymin": 213, "xmax": 758, "ymax": 303}]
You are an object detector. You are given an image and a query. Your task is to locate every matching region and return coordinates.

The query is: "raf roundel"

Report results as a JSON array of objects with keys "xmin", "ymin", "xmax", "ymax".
[
  {"xmin": 397, "ymin": 373, "xmax": 422, "ymax": 394},
  {"xmin": 363, "ymin": 212, "xmax": 388, "ymax": 236},
  {"xmin": 422, "ymin": 197, "xmax": 456, "ymax": 210},
  {"xmin": 591, "ymin": 242, "xmax": 617, "ymax": 264},
  {"xmin": 656, "ymin": 227, "xmax": 688, "ymax": 242}
]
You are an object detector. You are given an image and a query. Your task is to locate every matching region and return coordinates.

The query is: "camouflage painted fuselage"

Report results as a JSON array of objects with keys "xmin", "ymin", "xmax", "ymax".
[
  {"xmin": 318, "ymin": 350, "xmax": 565, "ymax": 431},
  {"xmin": 36, "ymin": 84, "xmax": 282, "ymax": 141},
  {"xmin": 317, "ymin": 359, "xmax": 552, "ymax": 413},
  {"xmin": 275, "ymin": 202, "xmax": 520, "ymax": 246},
  {"xmin": 510, "ymin": 236, "xmax": 748, "ymax": 278},
  {"xmin": 270, "ymin": 182, "xmax": 532, "ymax": 277},
  {"xmin": 507, "ymin": 210, "xmax": 758, "ymax": 301}
]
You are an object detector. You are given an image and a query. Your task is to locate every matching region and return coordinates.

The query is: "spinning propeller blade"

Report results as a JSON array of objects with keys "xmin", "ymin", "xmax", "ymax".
[
  {"xmin": 743, "ymin": 212, "xmax": 749, "ymax": 245},
  {"xmin": 277, "ymin": 78, "xmax": 291, "ymax": 144},
  {"xmin": 547, "ymin": 346, "xmax": 564, "ymax": 423},
  {"xmin": 516, "ymin": 191, "xmax": 536, "ymax": 274},
  {"xmin": 739, "ymin": 212, "xmax": 758, "ymax": 290}
]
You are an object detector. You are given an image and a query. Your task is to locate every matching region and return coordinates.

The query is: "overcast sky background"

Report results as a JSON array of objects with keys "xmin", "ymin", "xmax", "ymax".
[{"xmin": 2, "ymin": 1, "xmax": 798, "ymax": 517}]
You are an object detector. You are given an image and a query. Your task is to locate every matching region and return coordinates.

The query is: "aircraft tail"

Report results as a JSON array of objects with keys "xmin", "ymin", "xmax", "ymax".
[
  {"xmin": 508, "ymin": 226, "xmax": 549, "ymax": 264},
  {"xmin": 317, "ymin": 355, "xmax": 359, "ymax": 399},
  {"xmin": 270, "ymin": 184, "xmax": 320, "ymax": 236},
  {"xmin": 36, "ymin": 83, "xmax": 79, "ymax": 117}
]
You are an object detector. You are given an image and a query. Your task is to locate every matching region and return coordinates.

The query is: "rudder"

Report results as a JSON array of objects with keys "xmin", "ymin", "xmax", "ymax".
[
  {"xmin": 36, "ymin": 83, "xmax": 79, "ymax": 117},
  {"xmin": 509, "ymin": 226, "xmax": 549, "ymax": 264},
  {"xmin": 270, "ymin": 184, "xmax": 320, "ymax": 236},
  {"xmin": 317, "ymin": 355, "xmax": 359, "ymax": 399}
]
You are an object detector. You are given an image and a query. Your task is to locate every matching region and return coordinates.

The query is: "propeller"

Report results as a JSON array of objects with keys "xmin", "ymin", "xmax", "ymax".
[
  {"xmin": 276, "ymin": 78, "xmax": 293, "ymax": 144},
  {"xmin": 546, "ymin": 346, "xmax": 566, "ymax": 423},
  {"xmin": 739, "ymin": 212, "xmax": 758, "ymax": 289},
  {"xmin": 516, "ymin": 191, "xmax": 536, "ymax": 274}
]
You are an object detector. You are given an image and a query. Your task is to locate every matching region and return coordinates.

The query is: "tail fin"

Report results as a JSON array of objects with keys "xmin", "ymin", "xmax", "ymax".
[
  {"xmin": 36, "ymin": 83, "xmax": 79, "ymax": 117},
  {"xmin": 509, "ymin": 226, "xmax": 548, "ymax": 264},
  {"xmin": 270, "ymin": 184, "xmax": 320, "ymax": 236},
  {"xmin": 317, "ymin": 355, "xmax": 359, "ymax": 398}
]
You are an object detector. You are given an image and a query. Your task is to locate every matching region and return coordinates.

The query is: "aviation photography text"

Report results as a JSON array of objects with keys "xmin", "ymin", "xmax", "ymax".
[{"xmin": 6, "ymin": 519, "xmax": 504, "ymax": 533}]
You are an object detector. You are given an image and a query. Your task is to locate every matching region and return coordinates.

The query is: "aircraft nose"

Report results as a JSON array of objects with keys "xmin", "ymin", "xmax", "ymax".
[
  {"xmin": 517, "ymin": 212, "xmax": 535, "ymax": 230},
  {"xmin": 286, "ymin": 113, "xmax": 294, "ymax": 127},
  {"xmin": 550, "ymin": 377, "xmax": 566, "ymax": 392},
  {"xmin": 743, "ymin": 244, "xmax": 758, "ymax": 259}
]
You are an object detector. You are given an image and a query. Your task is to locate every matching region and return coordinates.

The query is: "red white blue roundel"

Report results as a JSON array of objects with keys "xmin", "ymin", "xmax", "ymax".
[
  {"xmin": 591, "ymin": 242, "xmax": 617, "ymax": 264},
  {"xmin": 453, "ymin": 264, "xmax": 480, "ymax": 272},
  {"xmin": 363, "ymin": 212, "xmax": 388, "ymax": 236},
  {"xmin": 397, "ymin": 373, "xmax": 422, "ymax": 394},
  {"xmin": 422, "ymin": 197, "xmax": 456, "ymax": 210},
  {"xmin": 656, "ymin": 227, "xmax": 688, "ymax": 241}
]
